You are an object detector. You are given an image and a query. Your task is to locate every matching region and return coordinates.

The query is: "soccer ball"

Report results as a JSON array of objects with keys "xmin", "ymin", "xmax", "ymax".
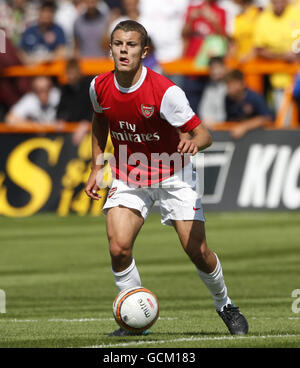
[{"xmin": 113, "ymin": 286, "xmax": 159, "ymax": 332}]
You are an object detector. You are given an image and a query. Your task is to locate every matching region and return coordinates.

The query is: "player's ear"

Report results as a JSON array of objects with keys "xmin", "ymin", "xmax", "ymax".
[
  {"xmin": 141, "ymin": 46, "xmax": 149, "ymax": 60},
  {"xmin": 109, "ymin": 44, "xmax": 112, "ymax": 58}
]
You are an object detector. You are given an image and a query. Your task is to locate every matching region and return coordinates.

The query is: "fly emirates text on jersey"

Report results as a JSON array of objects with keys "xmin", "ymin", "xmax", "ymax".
[{"xmin": 110, "ymin": 121, "xmax": 160, "ymax": 143}]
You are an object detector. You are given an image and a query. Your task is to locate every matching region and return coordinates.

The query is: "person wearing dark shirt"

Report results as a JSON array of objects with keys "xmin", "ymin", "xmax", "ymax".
[
  {"xmin": 56, "ymin": 58, "xmax": 92, "ymax": 144},
  {"xmin": 73, "ymin": 0, "xmax": 110, "ymax": 58},
  {"xmin": 20, "ymin": 1, "xmax": 66, "ymax": 64},
  {"xmin": 225, "ymin": 69, "xmax": 271, "ymax": 139}
]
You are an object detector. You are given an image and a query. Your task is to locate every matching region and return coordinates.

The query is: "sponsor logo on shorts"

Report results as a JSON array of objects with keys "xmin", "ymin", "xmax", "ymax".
[
  {"xmin": 193, "ymin": 207, "xmax": 201, "ymax": 211},
  {"xmin": 108, "ymin": 187, "xmax": 117, "ymax": 198}
]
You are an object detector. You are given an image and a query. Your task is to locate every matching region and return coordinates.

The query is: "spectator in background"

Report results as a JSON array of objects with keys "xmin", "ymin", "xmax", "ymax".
[
  {"xmin": 227, "ymin": 0, "xmax": 260, "ymax": 62},
  {"xmin": 5, "ymin": 76, "xmax": 60, "ymax": 125},
  {"xmin": 198, "ymin": 56, "xmax": 227, "ymax": 127},
  {"xmin": 56, "ymin": 58, "xmax": 92, "ymax": 144},
  {"xmin": 73, "ymin": 0, "xmax": 110, "ymax": 58},
  {"xmin": 182, "ymin": 0, "xmax": 227, "ymax": 59},
  {"xmin": 139, "ymin": 0, "xmax": 188, "ymax": 63},
  {"xmin": 0, "ymin": 0, "xmax": 38, "ymax": 47},
  {"xmin": 217, "ymin": 0, "xmax": 241, "ymax": 36},
  {"xmin": 138, "ymin": 0, "xmax": 188, "ymax": 85},
  {"xmin": 225, "ymin": 69, "xmax": 271, "ymax": 139},
  {"xmin": 0, "ymin": 34, "xmax": 30, "ymax": 121},
  {"xmin": 54, "ymin": 0, "xmax": 84, "ymax": 51},
  {"xmin": 181, "ymin": 0, "xmax": 227, "ymax": 113},
  {"xmin": 20, "ymin": 1, "xmax": 67, "ymax": 64},
  {"xmin": 253, "ymin": 0, "xmax": 300, "ymax": 112}
]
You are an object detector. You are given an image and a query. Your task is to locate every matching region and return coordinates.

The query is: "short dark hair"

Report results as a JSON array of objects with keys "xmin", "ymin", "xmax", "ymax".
[
  {"xmin": 225, "ymin": 69, "xmax": 244, "ymax": 82},
  {"xmin": 66, "ymin": 58, "xmax": 80, "ymax": 71},
  {"xmin": 40, "ymin": 1, "xmax": 57, "ymax": 12},
  {"xmin": 111, "ymin": 20, "xmax": 149, "ymax": 49},
  {"xmin": 208, "ymin": 56, "xmax": 225, "ymax": 67}
]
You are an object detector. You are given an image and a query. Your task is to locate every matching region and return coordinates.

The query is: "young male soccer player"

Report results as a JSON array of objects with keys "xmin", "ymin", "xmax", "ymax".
[{"xmin": 86, "ymin": 20, "xmax": 248, "ymax": 336}]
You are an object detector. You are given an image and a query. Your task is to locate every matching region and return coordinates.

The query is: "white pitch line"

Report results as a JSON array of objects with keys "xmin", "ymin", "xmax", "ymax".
[
  {"xmin": 0, "ymin": 317, "xmax": 178, "ymax": 323},
  {"xmin": 48, "ymin": 318, "xmax": 114, "ymax": 322},
  {"xmin": 0, "ymin": 319, "xmax": 39, "ymax": 323},
  {"xmin": 48, "ymin": 317, "xmax": 178, "ymax": 322},
  {"xmin": 85, "ymin": 334, "xmax": 300, "ymax": 348}
]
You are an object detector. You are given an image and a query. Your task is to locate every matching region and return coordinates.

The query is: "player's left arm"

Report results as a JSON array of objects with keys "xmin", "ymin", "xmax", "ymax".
[
  {"xmin": 177, "ymin": 122, "xmax": 212, "ymax": 155},
  {"xmin": 161, "ymin": 85, "xmax": 212, "ymax": 155}
]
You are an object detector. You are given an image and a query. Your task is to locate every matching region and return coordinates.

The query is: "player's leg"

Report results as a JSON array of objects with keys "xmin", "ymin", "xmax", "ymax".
[
  {"xmin": 172, "ymin": 219, "xmax": 231, "ymax": 309},
  {"xmin": 106, "ymin": 205, "xmax": 152, "ymax": 336},
  {"xmin": 172, "ymin": 219, "xmax": 216, "ymax": 272},
  {"xmin": 106, "ymin": 205, "xmax": 144, "ymax": 291},
  {"xmin": 103, "ymin": 179, "xmax": 154, "ymax": 292},
  {"xmin": 172, "ymin": 219, "xmax": 248, "ymax": 335}
]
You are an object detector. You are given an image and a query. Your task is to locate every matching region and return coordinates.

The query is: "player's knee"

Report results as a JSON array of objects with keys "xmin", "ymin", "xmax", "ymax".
[{"xmin": 109, "ymin": 239, "xmax": 132, "ymax": 263}]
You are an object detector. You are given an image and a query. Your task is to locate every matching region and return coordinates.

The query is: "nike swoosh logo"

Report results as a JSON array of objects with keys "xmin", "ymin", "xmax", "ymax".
[
  {"xmin": 102, "ymin": 107, "xmax": 111, "ymax": 110},
  {"xmin": 193, "ymin": 207, "xmax": 201, "ymax": 211}
]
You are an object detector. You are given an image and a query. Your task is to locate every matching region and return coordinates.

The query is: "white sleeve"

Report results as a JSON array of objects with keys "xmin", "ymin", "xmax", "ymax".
[
  {"xmin": 89, "ymin": 77, "xmax": 103, "ymax": 114},
  {"xmin": 160, "ymin": 85, "xmax": 195, "ymax": 128}
]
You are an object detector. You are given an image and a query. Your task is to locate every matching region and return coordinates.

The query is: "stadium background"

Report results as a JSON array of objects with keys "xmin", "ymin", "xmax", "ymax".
[{"xmin": 0, "ymin": 0, "xmax": 300, "ymax": 348}]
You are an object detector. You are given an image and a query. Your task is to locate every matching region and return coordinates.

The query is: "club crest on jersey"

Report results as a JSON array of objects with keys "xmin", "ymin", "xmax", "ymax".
[{"xmin": 141, "ymin": 104, "xmax": 154, "ymax": 119}]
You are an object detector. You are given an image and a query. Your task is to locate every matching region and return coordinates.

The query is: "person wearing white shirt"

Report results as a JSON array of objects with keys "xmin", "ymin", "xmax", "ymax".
[
  {"xmin": 198, "ymin": 56, "xmax": 227, "ymax": 126},
  {"xmin": 139, "ymin": 0, "xmax": 189, "ymax": 63},
  {"xmin": 5, "ymin": 76, "xmax": 61, "ymax": 125}
]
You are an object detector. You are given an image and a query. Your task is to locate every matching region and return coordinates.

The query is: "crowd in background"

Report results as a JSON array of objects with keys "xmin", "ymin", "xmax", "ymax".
[{"xmin": 1, "ymin": 0, "xmax": 300, "ymax": 141}]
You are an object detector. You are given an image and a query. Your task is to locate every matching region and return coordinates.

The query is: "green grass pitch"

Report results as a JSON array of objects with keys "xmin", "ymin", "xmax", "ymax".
[{"xmin": 0, "ymin": 212, "xmax": 300, "ymax": 348}]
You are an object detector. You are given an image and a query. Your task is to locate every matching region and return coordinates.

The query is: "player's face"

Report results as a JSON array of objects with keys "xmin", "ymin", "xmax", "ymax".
[{"xmin": 110, "ymin": 30, "xmax": 148, "ymax": 73}]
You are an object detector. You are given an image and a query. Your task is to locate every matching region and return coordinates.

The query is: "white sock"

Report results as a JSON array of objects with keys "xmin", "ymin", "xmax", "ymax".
[
  {"xmin": 196, "ymin": 253, "xmax": 231, "ymax": 311},
  {"xmin": 112, "ymin": 258, "xmax": 141, "ymax": 292}
]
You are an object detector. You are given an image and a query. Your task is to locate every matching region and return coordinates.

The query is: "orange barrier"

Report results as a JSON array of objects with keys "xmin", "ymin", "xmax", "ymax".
[
  {"xmin": 1, "ymin": 58, "xmax": 114, "ymax": 84},
  {"xmin": 0, "ymin": 122, "xmax": 91, "ymax": 134},
  {"xmin": 162, "ymin": 58, "xmax": 300, "ymax": 94},
  {"xmin": 2, "ymin": 57, "xmax": 300, "ymax": 88},
  {"xmin": 1, "ymin": 57, "xmax": 300, "ymax": 127}
]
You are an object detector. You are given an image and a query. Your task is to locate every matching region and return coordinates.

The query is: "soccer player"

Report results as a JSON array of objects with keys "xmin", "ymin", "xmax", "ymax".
[{"xmin": 86, "ymin": 20, "xmax": 248, "ymax": 336}]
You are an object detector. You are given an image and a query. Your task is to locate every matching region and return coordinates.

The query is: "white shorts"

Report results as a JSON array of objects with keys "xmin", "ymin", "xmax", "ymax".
[{"xmin": 102, "ymin": 163, "xmax": 205, "ymax": 226}]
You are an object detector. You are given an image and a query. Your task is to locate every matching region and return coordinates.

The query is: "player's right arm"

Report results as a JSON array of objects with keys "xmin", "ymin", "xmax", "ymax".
[{"xmin": 85, "ymin": 112, "xmax": 109, "ymax": 200}]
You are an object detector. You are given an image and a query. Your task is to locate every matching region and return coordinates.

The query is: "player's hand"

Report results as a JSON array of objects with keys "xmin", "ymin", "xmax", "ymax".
[
  {"xmin": 85, "ymin": 168, "xmax": 103, "ymax": 200},
  {"xmin": 177, "ymin": 139, "xmax": 199, "ymax": 156},
  {"xmin": 230, "ymin": 125, "xmax": 248, "ymax": 140}
]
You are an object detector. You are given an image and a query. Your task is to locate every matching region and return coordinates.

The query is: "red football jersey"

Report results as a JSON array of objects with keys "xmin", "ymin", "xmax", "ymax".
[
  {"xmin": 184, "ymin": 3, "xmax": 226, "ymax": 58},
  {"xmin": 90, "ymin": 66, "xmax": 201, "ymax": 186}
]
